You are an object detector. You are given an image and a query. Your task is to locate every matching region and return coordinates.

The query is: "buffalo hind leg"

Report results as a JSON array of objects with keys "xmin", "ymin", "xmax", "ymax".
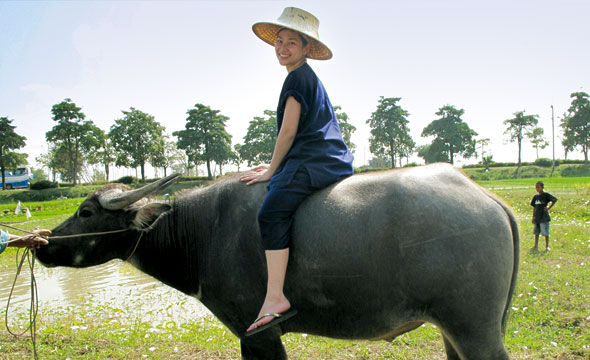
[
  {"xmin": 240, "ymin": 335, "xmax": 287, "ymax": 360},
  {"xmin": 442, "ymin": 335, "xmax": 460, "ymax": 360},
  {"xmin": 443, "ymin": 327, "xmax": 509, "ymax": 360}
]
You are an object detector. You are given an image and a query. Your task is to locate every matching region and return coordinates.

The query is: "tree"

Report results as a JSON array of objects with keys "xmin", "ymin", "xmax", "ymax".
[
  {"xmin": 92, "ymin": 139, "xmax": 116, "ymax": 181},
  {"xmin": 417, "ymin": 143, "xmax": 449, "ymax": 164},
  {"xmin": 476, "ymin": 138, "xmax": 491, "ymax": 160},
  {"xmin": 503, "ymin": 110, "xmax": 539, "ymax": 167},
  {"xmin": 46, "ymin": 99, "xmax": 103, "ymax": 185},
  {"xmin": 559, "ymin": 113, "xmax": 576, "ymax": 160},
  {"xmin": 366, "ymin": 97, "xmax": 415, "ymax": 168},
  {"xmin": 232, "ymin": 144, "xmax": 244, "ymax": 172},
  {"xmin": 421, "ymin": 105, "xmax": 477, "ymax": 165},
  {"xmin": 109, "ymin": 107, "xmax": 166, "ymax": 182},
  {"xmin": 0, "ymin": 117, "xmax": 27, "ymax": 190},
  {"xmin": 36, "ymin": 146, "xmax": 65, "ymax": 182},
  {"xmin": 333, "ymin": 106, "xmax": 357, "ymax": 153},
  {"xmin": 563, "ymin": 92, "xmax": 590, "ymax": 163},
  {"xmin": 151, "ymin": 136, "xmax": 185, "ymax": 177},
  {"xmin": 31, "ymin": 167, "xmax": 48, "ymax": 181},
  {"xmin": 481, "ymin": 155, "xmax": 494, "ymax": 171},
  {"xmin": 173, "ymin": 104, "xmax": 232, "ymax": 180},
  {"xmin": 526, "ymin": 127, "xmax": 549, "ymax": 159},
  {"xmin": 239, "ymin": 110, "xmax": 278, "ymax": 167}
]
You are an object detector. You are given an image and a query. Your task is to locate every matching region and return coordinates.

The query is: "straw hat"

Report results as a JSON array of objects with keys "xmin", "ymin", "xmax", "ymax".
[{"xmin": 252, "ymin": 7, "xmax": 333, "ymax": 60}]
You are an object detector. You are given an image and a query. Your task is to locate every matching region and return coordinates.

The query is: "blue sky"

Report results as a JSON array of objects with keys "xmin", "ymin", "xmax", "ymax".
[{"xmin": 1, "ymin": 0, "xmax": 589, "ymax": 177}]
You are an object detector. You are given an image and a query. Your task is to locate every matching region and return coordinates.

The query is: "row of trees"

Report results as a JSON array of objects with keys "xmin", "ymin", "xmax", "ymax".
[
  {"xmin": 501, "ymin": 92, "xmax": 590, "ymax": 167},
  {"xmin": 1, "ymin": 91, "xmax": 589, "ymax": 188}
]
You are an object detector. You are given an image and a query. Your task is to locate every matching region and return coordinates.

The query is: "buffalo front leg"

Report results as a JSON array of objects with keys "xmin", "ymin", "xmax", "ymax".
[{"xmin": 240, "ymin": 335, "xmax": 287, "ymax": 360}]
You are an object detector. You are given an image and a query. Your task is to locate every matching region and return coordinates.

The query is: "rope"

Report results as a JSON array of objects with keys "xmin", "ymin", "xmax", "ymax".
[
  {"xmin": 4, "ymin": 241, "xmax": 40, "ymax": 359},
  {"xmin": 47, "ymin": 229, "xmax": 129, "ymax": 239},
  {"xmin": 125, "ymin": 232, "xmax": 144, "ymax": 261},
  {"xmin": 1, "ymin": 224, "xmax": 134, "ymax": 359}
]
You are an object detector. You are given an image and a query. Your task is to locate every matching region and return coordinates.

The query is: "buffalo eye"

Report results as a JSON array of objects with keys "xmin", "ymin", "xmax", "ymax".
[{"xmin": 79, "ymin": 209, "xmax": 93, "ymax": 218}]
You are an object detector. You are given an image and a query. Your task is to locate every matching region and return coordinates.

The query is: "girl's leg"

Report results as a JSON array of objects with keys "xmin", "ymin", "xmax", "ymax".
[
  {"xmin": 248, "ymin": 169, "xmax": 315, "ymax": 332},
  {"xmin": 247, "ymin": 249, "xmax": 291, "ymax": 331}
]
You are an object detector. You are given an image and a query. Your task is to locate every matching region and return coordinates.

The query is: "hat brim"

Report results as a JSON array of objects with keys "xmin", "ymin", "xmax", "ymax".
[{"xmin": 252, "ymin": 22, "xmax": 333, "ymax": 60}]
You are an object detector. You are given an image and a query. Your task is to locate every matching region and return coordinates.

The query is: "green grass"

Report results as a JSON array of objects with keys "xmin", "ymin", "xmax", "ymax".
[{"xmin": 1, "ymin": 178, "xmax": 589, "ymax": 359}]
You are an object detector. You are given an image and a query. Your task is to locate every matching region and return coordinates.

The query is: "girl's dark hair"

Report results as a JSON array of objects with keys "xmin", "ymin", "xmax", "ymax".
[{"xmin": 278, "ymin": 28, "xmax": 309, "ymax": 47}]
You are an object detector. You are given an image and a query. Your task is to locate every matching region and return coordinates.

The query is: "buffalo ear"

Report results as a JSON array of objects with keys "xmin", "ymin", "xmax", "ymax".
[{"xmin": 132, "ymin": 203, "xmax": 171, "ymax": 230}]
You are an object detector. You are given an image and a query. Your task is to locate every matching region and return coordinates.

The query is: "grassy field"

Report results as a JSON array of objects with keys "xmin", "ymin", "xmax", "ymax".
[{"xmin": 0, "ymin": 177, "xmax": 589, "ymax": 359}]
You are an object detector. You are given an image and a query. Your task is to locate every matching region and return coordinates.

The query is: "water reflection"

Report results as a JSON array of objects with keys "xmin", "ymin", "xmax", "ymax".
[{"xmin": 0, "ymin": 258, "xmax": 210, "ymax": 325}]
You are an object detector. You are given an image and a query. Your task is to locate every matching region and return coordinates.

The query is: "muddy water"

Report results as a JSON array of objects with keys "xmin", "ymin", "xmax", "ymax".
[{"xmin": 0, "ymin": 258, "xmax": 210, "ymax": 325}]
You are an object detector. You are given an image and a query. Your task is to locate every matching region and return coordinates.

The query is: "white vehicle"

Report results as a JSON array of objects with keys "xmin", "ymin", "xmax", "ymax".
[{"xmin": 3, "ymin": 166, "xmax": 32, "ymax": 189}]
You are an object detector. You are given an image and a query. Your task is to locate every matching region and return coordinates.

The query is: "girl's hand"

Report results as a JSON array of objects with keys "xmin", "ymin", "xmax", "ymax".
[
  {"xmin": 240, "ymin": 168, "xmax": 273, "ymax": 185},
  {"xmin": 9, "ymin": 229, "xmax": 51, "ymax": 249},
  {"xmin": 251, "ymin": 164, "xmax": 270, "ymax": 172},
  {"xmin": 240, "ymin": 165, "xmax": 269, "ymax": 183}
]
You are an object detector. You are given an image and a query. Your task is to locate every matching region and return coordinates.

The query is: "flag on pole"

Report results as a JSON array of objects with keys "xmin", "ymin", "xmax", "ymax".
[{"xmin": 15, "ymin": 201, "xmax": 21, "ymax": 215}]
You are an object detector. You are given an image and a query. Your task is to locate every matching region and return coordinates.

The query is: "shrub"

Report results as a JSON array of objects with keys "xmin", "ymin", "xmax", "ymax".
[
  {"xmin": 30, "ymin": 180, "xmax": 58, "ymax": 190},
  {"xmin": 533, "ymin": 158, "xmax": 554, "ymax": 167},
  {"xmin": 561, "ymin": 165, "xmax": 590, "ymax": 177},
  {"xmin": 114, "ymin": 176, "xmax": 139, "ymax": 184},
  {"xmin": 404, "ymin": 162, "xmax": 420, "ymax": 168}
]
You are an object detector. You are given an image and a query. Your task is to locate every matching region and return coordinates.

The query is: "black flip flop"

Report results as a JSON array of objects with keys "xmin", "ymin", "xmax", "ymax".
[{"xmin": 245, "ymin": 309, "xmax": 298, "ymax": 336}]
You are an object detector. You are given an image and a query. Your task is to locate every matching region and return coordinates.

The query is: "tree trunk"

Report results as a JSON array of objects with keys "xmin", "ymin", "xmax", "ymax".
[
  {"xmin": 517, "ymin": 137, "xmax": 522, "ymax": 167},
  {"xmin": 104, "ymin": 164, "xmax": 110, "ymax": 181},
  {"xmin": 390, "ymin": 142, "xmax": 395, "ymax": 168},
  {"xmin": 449, "ymin": 145, "xmax": 454, "ymax": 165},
  {"xmin": 73, "ymin": 141, "xmax": 80, "ymax": 186},
  {"xmin": 140, "ymin": 164, "xmax": 146, "ymax": 183},
  {"xmin": 0, "ymin": 151, "xmax": 5, "ymax": 190},
  {"xmin": 206, "ymin": 160, "xmax": 212, "ymax": 180}
]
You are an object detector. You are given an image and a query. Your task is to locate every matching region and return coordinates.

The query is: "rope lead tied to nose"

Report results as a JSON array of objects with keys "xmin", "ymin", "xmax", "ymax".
[{"xmin": 5, "ymin": 244, "xmax": 40, "ymax": 360}]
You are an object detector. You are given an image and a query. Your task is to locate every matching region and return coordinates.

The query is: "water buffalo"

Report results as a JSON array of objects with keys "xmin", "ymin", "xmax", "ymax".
[{"xmin": 36, "ymin": 163, "xmax": 519, "ymax": 360}]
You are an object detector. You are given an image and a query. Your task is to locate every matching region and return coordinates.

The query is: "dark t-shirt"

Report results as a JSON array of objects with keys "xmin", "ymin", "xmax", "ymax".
[
  {"xmin": 531, "ymin": 192, "xmax": 557, "ymax": 224},
  {"xmin": 271, "ymin": 63, "xmax": 354, "ymax": 188}
]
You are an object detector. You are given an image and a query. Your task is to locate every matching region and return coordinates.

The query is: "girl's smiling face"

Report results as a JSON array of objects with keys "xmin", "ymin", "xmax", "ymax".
[{"xmin": 275, "ymin": 29, "xmax": 310, "ymax": 72}]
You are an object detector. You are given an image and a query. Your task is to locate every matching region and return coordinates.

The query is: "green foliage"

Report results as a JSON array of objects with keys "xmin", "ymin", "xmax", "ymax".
[
  {"xmin": 562, "ymin": 92, "xmax": 590, "ymax": 162},
  {"xmin": 334, "ymin": 105, "xmax": 356, "ymax": 153},
  {"xmin": 0, "ymin": 116, "xmax": 28, "ymax": 190},
  {"xmin": 503, "ymin": 110, "xmax": 539, "ymax": 166},
  {"xmin": 421, "ymin": 104, "xmax": 477, "ymax": 165},
  {"xmin": 31, "ymin": 167, "xmax": 48, "ymax": 181},
  {"xmin": 533, "ymin": 157, "xmax": 553, "ymax": 167},
  {"xmin": 46, "ymin": 98, "xmax": 105, "ymax": 185},
  {"xmin": 366, "ymin": 96, "xmax": 414, "ymax": 168},
  {"xmin": 0, "ymin": 185, "xmax": 101, "ymax": 203},
  {"xmin": 527, "ymin": 127, "xmax": 549, "ymax": 158},
  {"xmin": 109, "ymin": 107, "xmax": 166, "ymax": 182},
  {"xmin": 239, "ymin": 110, "xmax": 277, "ymax": 166},
  {"xmin": 30, "ymin": 180, "xmax": 58, "ymax": 190},
  {"xmin": 173, "ymin": 104, "xmax": 233, "ymax": 179},
  {"xmin": 560, "ymin": 164, "xmax": 590, "ymax": 177},
  {"xmin": 150, "ymin": 136, "xmax": 184, "ymax": 176},
  {"xmin": 115, "ymin": 176, "xmax": 139, "ymax": 184},
  {"xmin": 417, "ymin": 143, "xmax": 449, "ymax": 164}
]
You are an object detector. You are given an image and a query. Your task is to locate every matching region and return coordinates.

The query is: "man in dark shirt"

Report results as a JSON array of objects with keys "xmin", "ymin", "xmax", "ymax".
[{"xmin": 531, "ymin": 181, "xmax": 558, "ymax": 250}]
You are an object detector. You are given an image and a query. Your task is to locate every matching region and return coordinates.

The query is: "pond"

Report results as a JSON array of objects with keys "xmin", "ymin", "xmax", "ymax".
[{"xmin": 0, "ymin": 257, "xmax": 210, "ymax": 325}]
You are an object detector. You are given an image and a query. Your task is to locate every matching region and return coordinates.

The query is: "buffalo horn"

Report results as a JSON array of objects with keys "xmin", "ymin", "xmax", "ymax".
[{"xmin": 99, "ymin": 173, "xmax": 181, "ymax": 210}]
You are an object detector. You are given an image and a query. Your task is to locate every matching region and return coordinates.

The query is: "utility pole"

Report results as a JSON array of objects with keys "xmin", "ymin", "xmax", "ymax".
[{"xmin": 551, "ymin": 105, "xmax": 555, "ymax": 173}]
